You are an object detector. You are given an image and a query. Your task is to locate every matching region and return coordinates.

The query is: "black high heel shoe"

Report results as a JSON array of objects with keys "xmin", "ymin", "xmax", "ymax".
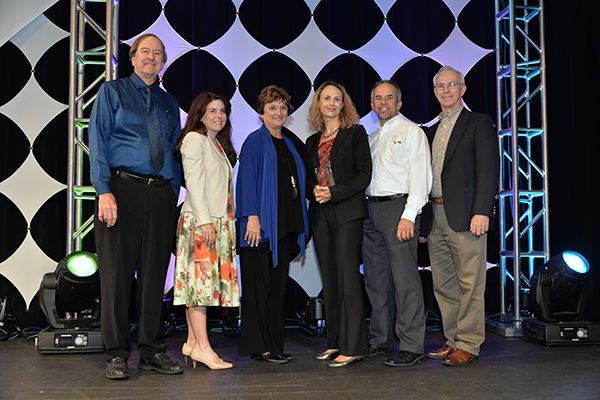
[
  {"xmin": 252, "ymin": 351, "xmax": 288, "ymax": 364},
  {"xmin": 327, "ymin": 355, "xmax": 364, "ymax": 368},
  {"xmin": 314, "ymin": 349, "xmax": 340, "ymax": 360}
]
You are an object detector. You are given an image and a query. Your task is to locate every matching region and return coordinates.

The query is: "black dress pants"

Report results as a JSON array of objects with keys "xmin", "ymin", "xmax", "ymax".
[
  {"xmin": 94, "ymin": 172, "xmax": 177, "ymax": 360},
  {"xmin": 312, "ymin": 203, "xmax": 369, "ymax": 356},
  {"xmin": 238, "ymin": 235, "xmax": 293, "ymax": 354}
]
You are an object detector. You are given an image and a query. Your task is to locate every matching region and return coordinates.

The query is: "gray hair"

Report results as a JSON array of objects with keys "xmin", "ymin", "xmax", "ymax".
[
  {"xmin": 433, "ymin": 66, "xmax": 465, "ymax": 86},
  {"xmin": 370, "ymin": 80, "xmax": 402, "ymax": 103}
]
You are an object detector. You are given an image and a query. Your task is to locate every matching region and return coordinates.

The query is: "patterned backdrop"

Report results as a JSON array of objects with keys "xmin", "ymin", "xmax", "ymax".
[{"xmin": 0, "ymin": 0, "xmax": 495, "ymax": 324}]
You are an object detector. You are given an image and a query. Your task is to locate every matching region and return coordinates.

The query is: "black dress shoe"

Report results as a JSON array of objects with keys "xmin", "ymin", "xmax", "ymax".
[
  {"xmin": 384, "ymin": 350, "xmax": 425, "ymax": 367},
  {"xmin": 314, "ymin": 349, "xmax": 340, "ymax": 360},
  {"xmin": 327, "ymin": 355, "xmax": 364, "ymax": 368},
  {"xmin": 368, "ymin": 344, "xmax": 390, "ymax": 357},
  {"xmin": 253, "ymin": 351, "xmax": 288, "ymax": 364},
  {"xmin": 138, "ymin": 353, "xmax": 184, "ymax": 374},
  {"xmin": 277, "ymin": 352, "xmax": 293, "ymax": 361},
  {"xmin": 106, "ymin": 357, "xmax": 130, "ymax": 380}
]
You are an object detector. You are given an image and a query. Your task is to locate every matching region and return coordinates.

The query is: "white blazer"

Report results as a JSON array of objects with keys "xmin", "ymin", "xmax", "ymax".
[{"xmin": 180, "ymin": 132, "xmax": 233, "ymax": 226}]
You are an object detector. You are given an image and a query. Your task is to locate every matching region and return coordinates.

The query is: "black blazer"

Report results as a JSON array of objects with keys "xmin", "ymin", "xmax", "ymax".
[
  {"xmin": 305, "ymin": 124, "xmax": 372, "ymax": 227},
  {"xmin": 421, "ymin": 109, "xmax": 500, "ymax": 235}
]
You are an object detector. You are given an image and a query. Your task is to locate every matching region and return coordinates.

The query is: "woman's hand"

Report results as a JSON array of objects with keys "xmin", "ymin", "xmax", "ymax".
[
  {"xmin": 314, "ymin": 185, "xmax": 332, "ymax": 204},
  {"xmin": 245, "ymin": 215, "xmax": 261, "ymax": 246},
  {"xmin": 200, "ymin": 223, "xmax": 217, "ymax": 247}
]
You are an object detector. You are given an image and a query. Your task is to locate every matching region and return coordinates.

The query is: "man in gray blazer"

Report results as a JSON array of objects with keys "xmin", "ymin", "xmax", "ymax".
[{"xmin": 424, "ymin": 66, "xmax": 499, "ymax": 366}]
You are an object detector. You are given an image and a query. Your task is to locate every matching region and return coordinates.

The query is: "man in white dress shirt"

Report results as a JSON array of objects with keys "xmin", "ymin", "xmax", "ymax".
[{"xmin": 363, "ymin": 80, "xmax": 432, "ymax": 367}]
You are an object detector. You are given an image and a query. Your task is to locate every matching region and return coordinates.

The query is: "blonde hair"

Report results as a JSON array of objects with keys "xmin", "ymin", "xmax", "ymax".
[{"xmin": 308, "ymin": 81, "xmax": 360, "ymax": 133}]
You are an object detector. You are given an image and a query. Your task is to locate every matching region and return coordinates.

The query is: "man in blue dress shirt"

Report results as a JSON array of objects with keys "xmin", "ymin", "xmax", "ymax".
[{"xmin": 89, "ymin": 33, "xmax": 183, "ymax": 379}]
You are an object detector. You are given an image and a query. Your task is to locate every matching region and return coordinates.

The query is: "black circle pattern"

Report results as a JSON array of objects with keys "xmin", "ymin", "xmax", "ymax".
[
  {"xmin": 35, "ymin": 38, "xmax": 70, "ymax": 104},
  {"xmin": 239, "ymin": 52, "xmax": 312, "ymax": 114},
  {"xmin": 392, "ymin": 56, "xmax": 446, "ymax": 123},
  {"xmin": 0, "ymin": 42, "xmax": 30, "ymax": 107},
  {"xmin": 0, "ymin": 113, "xmax": 29, "ymax": 183},
  {"xmin": 163, "ymin": 50, "xmax": 237, "ymax": 112},
  {"xmin": 0, "ymin": 193, "xmax": 28, "ymax": 264},
  {"xmin": 165, "ymin": 0, "xmax": 236, "ymax": 47},
  {"xmin": 30, "ymin": 190, "xmax": 67, "ymax": 263},
  {"xmin": 388, "ymin": 0, "xmax": 455, "ymax": 54},
  {"xmin": 314, "ymin": 0, "xmax": 383, "ymax": 51},
  {"xmin": 314, "ymin": 53, "xmax": 380, "ymax": 118},
  {"xmin": 239, "ymin": 0, "xmax": 311, "ymax": 49},
  {"xmin": 33, "ymin": 110, "xmax": 69, "ymax": 185},
  {"xmin": 0, "ymin": 0, "xmax": 497, "ymax": 306}
]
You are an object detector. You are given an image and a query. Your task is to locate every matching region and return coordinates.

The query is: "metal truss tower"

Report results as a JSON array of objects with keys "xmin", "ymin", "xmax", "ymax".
[
  {"xmin": 489, "ymin": 0, "xmax": 549, "ymax": 337},
  {"xmin": 67, "ymin": 0, "xmax": 119, "ymax": 254}
]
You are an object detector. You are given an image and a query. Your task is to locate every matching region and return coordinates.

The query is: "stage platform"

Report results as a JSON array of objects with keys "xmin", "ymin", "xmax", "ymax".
[{"xmin": 1, "ymin": 326, "xmax": 599, "ymax": 399}]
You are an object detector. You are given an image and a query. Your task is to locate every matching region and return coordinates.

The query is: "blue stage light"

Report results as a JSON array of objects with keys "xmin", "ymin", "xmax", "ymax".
[
  {"xmin": 530, "ymin": 251, "xmax": 590, "ymax": 323},
  {"xmin": 562, "ymin": 251, "xmax": 590, "ymax": 274}
]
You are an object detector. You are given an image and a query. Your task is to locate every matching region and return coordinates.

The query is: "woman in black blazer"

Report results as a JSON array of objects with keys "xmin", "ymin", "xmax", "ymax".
[{"xmin": 305, "ymin": 81, "xmax": 372, "ymax": 367}]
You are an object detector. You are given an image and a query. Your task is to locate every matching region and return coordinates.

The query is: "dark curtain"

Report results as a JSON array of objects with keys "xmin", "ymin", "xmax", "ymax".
[{"xmin": 545, "ymin": 1, "xmax": 600, "ymax": 321}]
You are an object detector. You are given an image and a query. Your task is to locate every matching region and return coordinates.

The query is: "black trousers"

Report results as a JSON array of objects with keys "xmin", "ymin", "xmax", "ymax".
[
  {"xmin": 312, "ymin": 203, "xmax": 369, "ymax": 356},
  {"xmin": 238, "ymin": 235, "xmax": 292, "ymax": 354},
  {"xmin": 94, "ymin": 172, "xmax": 177, "ymax": 360}
]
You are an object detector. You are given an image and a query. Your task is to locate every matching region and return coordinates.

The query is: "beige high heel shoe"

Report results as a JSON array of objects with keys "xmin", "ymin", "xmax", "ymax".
[
  {"xmin": 191, "ymin": 348, "xmax": 233, "ymax": 370},
  {"xmin": 182, "ymin": 343, "xmax": 193, "ymax": 363}
]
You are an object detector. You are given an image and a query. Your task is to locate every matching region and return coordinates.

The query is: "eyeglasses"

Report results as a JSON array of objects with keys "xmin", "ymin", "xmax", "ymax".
[{"xmin": 434, "ymin": 82, "xmax": 462, "ymax": 91}]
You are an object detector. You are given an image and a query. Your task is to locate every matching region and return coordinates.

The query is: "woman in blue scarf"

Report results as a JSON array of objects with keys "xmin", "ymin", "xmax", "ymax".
[{"xmin": 236, "ymin": 85, "xmax": 309, "ymax": 363}]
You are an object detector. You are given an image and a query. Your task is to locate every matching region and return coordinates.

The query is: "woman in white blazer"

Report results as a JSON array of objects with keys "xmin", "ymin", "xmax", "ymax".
[{"xmin": 173, "ymin": 92, "xmax": 239, "ymax": 370}]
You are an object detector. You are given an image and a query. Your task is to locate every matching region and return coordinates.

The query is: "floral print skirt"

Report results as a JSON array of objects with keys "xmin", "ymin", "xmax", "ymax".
[{"xmin": 173, "ymin": 211, "xmax": 239, "ymax": 308}]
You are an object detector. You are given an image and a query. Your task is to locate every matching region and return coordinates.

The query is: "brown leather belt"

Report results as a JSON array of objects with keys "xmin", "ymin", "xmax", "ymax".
[
  {"xmin": 431, "ymin": 197, "xmax": 443, "ymax": 204},
  {"xmin": 368, "ymin": 194, "xmax": 408, "ymax": 202},
  {"xmin": 115, "ymin": 169, "xmax": 172, "ymax": 187}
]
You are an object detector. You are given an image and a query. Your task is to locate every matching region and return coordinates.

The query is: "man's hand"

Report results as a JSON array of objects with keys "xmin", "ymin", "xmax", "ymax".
[
  {"xmin": 200, "ymin": 223, "xmax": 217, "ymax": 247},
  {"xmin": 470, "ymin": 214, "xmax": 489, "ymax": 237},
  {"xmin": 245, "ymin": 215, "xmax": 261, "ymax": 247},
  {"xmin": 98, "ymin": 193, "xmax": 118, "ymax": 227},
  {"xmin": 314, "ymin": 185, "xmax": 332, "ymax": 204},
  {"xmin": 397, "ymin": 218, "xmax": 415, "ymax": 242}
]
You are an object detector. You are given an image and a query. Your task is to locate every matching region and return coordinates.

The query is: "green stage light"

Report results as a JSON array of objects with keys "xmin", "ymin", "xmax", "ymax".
[
  {"xmin": 65, "ymin": 252, "xmax": 98, "ymax": 278},
  {"xmin": 39, "ymin": 251, "xmax": 101, "ymax": 329}
]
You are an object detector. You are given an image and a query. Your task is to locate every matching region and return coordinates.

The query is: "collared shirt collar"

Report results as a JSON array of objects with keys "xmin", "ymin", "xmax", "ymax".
[
  {"xmin": 375, "ymin": 113, "xmax": 402, "ymax": 130},
  {"xmin": 438, "ymin": 105, "xmax": 463, "ymax": 125},
  {"xmin": 129, "ymin": 72, "xmax": 160, "ymax": 91}
]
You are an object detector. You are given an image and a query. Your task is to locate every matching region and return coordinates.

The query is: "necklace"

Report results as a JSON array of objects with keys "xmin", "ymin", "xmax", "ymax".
[{"xmin": 321, "ymin": 127, "xmax": 340, "ymax": 139}]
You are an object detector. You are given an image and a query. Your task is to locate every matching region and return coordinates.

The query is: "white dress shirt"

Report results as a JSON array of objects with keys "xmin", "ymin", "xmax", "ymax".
[{"xmin": 366, "ymin": 113, "xmax": 432, "ymax": 222}]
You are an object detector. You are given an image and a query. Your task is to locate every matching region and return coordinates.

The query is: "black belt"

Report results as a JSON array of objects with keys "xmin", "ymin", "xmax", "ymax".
[
  {"xmin": 114, "ymin": 170, "xmax": 172, "ymax": 187},
  {"xmin": 368, "ymin": 194, "xmax": 408, "ymax": 202}
]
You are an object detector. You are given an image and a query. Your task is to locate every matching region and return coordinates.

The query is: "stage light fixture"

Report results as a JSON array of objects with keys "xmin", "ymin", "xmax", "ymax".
[
  {"xmin": 39, "ymin": 251, "xmax": 101, "ymax": 329},
  {"xmin": 530, "ymin": 251, "xmax": 590, "ymax": 323},
  {"xmin": 0, "ymin": 297, "xmax": 19, "ymax": 340},
  {"xmin": 37, "ymin": 251, "xmax": 103, "ymax": 354}
]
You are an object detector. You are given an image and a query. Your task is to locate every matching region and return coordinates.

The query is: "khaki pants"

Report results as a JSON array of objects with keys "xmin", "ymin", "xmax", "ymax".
[{"xmin": 428, "ymin": 203, "xmax": 487, "ymax": 355}]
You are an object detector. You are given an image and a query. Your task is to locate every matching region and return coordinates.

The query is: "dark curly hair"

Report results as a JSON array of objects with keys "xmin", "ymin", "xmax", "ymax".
[
  {"xmin": 256, "ymin": 85, "xmax": 294, "ymax": 115},
  {"xmin": 177, "ymin": 92, "xmax": 236, "ymax": 167}
]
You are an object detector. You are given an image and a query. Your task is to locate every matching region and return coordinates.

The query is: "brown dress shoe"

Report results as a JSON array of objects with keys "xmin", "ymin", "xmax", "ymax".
[
  {"xmin": 442, "ymin": 349, "xmax": 479, "ymax": 366},
  {"xmin": 425, "ymin": 345, "xmax": 455, "ymax": 360}
]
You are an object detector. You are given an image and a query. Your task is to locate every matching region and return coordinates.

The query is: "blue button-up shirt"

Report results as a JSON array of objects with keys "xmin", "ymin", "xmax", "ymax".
[{"xmin": 89, "ymin": 72, "xmax": 181, "ymax": 195}]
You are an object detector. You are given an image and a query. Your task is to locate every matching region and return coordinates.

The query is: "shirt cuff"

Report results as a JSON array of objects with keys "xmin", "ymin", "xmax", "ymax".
[
  {"xmin": 94, "ymin": 181, "xmax": 112, "ymax": 196},
  {"xmin": 400, "ymin": 207, "xmax": 417, "ymax": 223}
]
